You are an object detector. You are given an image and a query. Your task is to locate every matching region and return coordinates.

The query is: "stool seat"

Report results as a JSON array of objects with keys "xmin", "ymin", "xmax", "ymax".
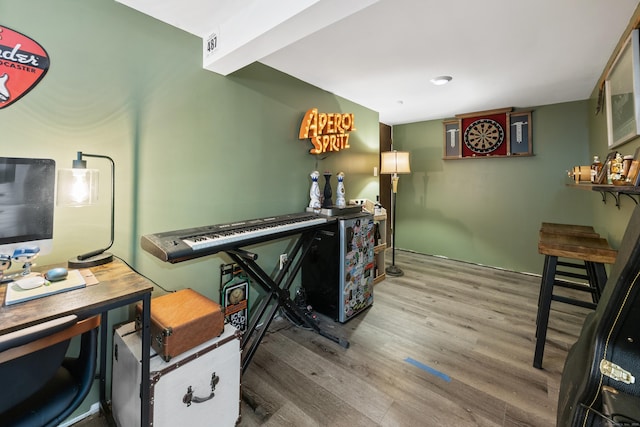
[
  {"xmin": 538, "ymin": 232, "xmax": 618, "ymax": 264},
  {"xmin": 539, "ymin": 222, "xmax": 600, "ymax": 238},
  {"xmin": 534, "ymin": 226, "xmax": 617, "ymax": 369}
]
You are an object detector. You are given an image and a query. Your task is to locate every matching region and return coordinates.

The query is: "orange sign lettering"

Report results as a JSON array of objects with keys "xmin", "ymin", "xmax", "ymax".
[{"xmin": 299, "ymin": 108, "xmax": 355, "ymax": 154}]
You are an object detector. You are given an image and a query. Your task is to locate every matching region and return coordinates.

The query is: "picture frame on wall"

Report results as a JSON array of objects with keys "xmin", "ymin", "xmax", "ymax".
[
  {"xmin": 606, "ymin": 29, "xmax": 640, "ymax": 149},
  {"xmin": 443, "ymin": 119, "xmax": 461, "ymax": 159},
  {"xmin": 507, "ymin": 111, "xmax": 532, "ymax": 155}
]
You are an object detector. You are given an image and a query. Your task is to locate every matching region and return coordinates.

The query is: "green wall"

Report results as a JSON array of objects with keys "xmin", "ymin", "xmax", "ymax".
[
  {"xmin": 2, "ymin": 0, "xmax": 379, "ymax": 420},
  {"xmin": 4, "ymin": 0, "xmax": 640, "ymax": 422},
  {"xmin": 3, "ymin": 0, "xmax": 380, "ymax": 279},
  {"xmin": 392, "ymin": 101, "xmax": 599, "ymax": 274},
  {"xmin": 587, "ymin": 92, "xmax": 640, "ymax": 246},
  {"xmin": 392, "ymin": 89, "xmax": 640, "ymax": 275}
]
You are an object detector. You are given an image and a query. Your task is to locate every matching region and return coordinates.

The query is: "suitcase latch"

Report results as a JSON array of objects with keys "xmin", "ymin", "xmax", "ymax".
[
  {"xmin": 600, "ymin": 359, "xmax": 636, "ymax": 384},
  {"xmin": 155, "ymin": 327, "xmax": 173, "ymax": 350},
  {"xmin": 182, "ymin": 372, "xmax": 220, "ymax": 407}
]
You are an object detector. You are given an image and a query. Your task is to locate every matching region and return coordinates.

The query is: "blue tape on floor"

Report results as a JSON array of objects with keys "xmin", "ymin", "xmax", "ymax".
[{"xmin": 404, "ymin": 357, "xmax": 451, "ymax": 382}]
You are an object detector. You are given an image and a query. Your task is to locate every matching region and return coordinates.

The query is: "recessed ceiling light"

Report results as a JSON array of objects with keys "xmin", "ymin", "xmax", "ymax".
[{"xmin": 430, "ymin": 76, "xmax": 452, "ymax": 85}]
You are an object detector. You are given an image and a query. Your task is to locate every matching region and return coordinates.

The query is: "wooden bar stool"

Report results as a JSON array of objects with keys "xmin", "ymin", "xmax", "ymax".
[
  {"xmin": 538, "ymin": 223, "xmax": 600, "ymax": 299},
  {"xmin": 539, "ymin": 222, "xmax": 600, "ymax": 237},
  {"xmin": 533, "ymin": 226, "xmax": 617, "ymax": 369}
]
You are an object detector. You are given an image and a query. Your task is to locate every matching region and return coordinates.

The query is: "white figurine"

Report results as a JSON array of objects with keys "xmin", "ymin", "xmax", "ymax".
[
  {"xmin": 12, "ymin": 246, "xmax": 40, "ymax": 276},
  {"xmin": 336, "ymin": 172, "xmax": 346, "ymax": 208},
  {"xmin": 0, "ymin": 254, "xmax": 11, "ymax": 282},
  {"xmin": 309, "ymin": 171, "xmax": 321, "ymax": 209}
]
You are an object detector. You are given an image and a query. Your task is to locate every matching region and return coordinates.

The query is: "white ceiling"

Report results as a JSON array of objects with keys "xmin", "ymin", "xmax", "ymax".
[{"xmin": 116, "ymin": 0, "xmax": 639, "ymax": 125}]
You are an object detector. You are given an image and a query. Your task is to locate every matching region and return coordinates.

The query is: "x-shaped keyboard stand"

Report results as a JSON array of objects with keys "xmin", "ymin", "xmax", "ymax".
[{"xmin": 225, "ymin": 228, "xmax": 349, "ymax": 374}]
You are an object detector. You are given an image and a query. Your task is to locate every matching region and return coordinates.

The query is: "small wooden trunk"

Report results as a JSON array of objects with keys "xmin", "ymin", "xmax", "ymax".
[
  {"xmin": 112, "ymin": 322, "xmax": 241, "ymax": 427},
  {"xmin": 136, "ymin": 288, "xmax": 224, "ymax": 361}
]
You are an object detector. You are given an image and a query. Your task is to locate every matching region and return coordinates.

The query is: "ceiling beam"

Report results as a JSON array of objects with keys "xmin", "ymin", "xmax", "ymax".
[{"xmin": 201, "ymin": 0, "xmax": 380, "ymax": 76}]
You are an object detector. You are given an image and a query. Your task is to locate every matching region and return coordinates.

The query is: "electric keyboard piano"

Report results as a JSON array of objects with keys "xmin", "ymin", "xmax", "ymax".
[
  {"xmin": 141, "ymin": 212, "xmax": 332, "ymax": 263},
  {"xmin": 140, "ymin": 210, "xmax": 348, "ymax": 373}
]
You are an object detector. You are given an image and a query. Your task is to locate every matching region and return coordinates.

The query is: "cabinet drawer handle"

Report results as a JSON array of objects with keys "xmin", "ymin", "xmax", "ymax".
[{"xmin": 182, "ymin": 372, "xmax": 220, "ymax": 406}]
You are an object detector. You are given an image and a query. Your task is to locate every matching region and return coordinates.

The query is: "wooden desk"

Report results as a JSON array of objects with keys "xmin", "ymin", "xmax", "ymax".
[{"xmin": 0, "ymin": 258, "xmax": 154, "ymax": 425}]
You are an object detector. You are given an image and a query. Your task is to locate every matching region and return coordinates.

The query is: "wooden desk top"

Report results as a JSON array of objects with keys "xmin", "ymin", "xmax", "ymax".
[{"xmin": 0, "ymin": 258, "xmax": 154, "ymax": 335}]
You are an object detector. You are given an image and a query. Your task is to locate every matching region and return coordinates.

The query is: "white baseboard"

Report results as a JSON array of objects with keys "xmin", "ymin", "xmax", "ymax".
[{"xmin": 59, "ymin": 402, "xmax": 100, "ymax": 427}]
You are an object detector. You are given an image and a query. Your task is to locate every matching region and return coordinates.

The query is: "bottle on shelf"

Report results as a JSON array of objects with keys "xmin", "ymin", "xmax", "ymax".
[
  {"xmin": 374, "ymin": 195, "xmax": 384, "ymax": 216},
  {"xmin": 591, "ymin": 155, "xmax": 602, "ymax": 183}
]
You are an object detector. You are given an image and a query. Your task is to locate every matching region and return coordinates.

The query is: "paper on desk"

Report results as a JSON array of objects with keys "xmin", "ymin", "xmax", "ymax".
[
  {"xmin": 4, "ymin": 269, "xmax": 86, "ymax": 306},
  {"xmin": 79, "ymin": 269, "xmax": 99, "ymax": 286}
]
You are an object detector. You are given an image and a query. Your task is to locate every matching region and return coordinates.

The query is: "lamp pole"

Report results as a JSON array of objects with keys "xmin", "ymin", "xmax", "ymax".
[
  {"xmin": 380, "ymin": 150, "xmax": 410, "ymax": 277},
  {"xmin": 386, "ymin": 173, "xmax": 403, "ymax": 276},
  {"xmin": 76, "ymin": 153, "xmax": 115, "ymax": 260}
]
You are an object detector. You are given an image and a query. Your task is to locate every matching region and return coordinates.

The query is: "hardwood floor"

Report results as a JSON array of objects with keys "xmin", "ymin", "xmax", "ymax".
[
  {"xmin": 237, "ymin": 251, "xmax": 590, "ymax": 427},
  {"xmin": 77, "ymin": 250, "xmax": 591, "ymax": 426}
]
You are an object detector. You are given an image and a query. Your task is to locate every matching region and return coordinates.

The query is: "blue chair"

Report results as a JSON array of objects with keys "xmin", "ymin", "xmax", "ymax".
[{"xmin": 0, "ymin": 314, "xmax": 100, "ymax": 427}]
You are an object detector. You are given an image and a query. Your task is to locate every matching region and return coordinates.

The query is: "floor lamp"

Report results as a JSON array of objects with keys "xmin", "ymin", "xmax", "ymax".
[
  {"xmin": 380, "ymin": 150, "xmax": 411, "ymax": 277},
  {"xmin": 57, "ymin": 151, "xmax": 115, "ymax": 268}
]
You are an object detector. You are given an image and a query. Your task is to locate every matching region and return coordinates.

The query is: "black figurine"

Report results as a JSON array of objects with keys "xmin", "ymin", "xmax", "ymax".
[{"xmin": 322, "ymin": 172, "xmax": 333, "ymax": 208}]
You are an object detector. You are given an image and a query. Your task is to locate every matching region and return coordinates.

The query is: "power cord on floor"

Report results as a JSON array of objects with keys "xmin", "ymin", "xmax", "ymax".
[{"xmin": 276, "ymin": 287, "xmax": 320, "ymax": 331}]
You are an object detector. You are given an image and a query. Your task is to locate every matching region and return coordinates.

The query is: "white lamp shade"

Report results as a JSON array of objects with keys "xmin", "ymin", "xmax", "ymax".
[
  {"xmin": 57, "ymin": 168, "xmax": 99, "ymax": 206},
  {"xmin": 380, "ymin": 151, "xmax": 411, "ymax": 174}
]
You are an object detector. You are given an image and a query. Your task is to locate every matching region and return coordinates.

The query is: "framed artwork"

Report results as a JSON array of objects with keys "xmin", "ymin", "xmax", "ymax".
[
  {"xmin": 443, "ymin": 119, "xmax": 461, "ymax": 158},
  {"xmin": 606, "ymin": 29, "xmax": 640, "ymax": 149},
  {"xmin": 508, "ymin": 111, "xmax": 532, "ymax": 155},
  {"xmin": 443, "ymin": 107, "xmax": 533, "ymax": 159}
]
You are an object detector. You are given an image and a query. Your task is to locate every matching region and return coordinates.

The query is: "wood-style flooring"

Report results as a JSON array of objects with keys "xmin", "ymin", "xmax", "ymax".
[{"xmin": 76, "ymin": 250, "xmax": 591, "ymax": 427}]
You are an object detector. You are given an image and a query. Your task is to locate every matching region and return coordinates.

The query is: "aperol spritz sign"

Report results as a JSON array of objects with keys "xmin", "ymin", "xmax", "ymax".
[{"xmin": 299, "ymin": 108, "xmax": 356, "ymax": 155}]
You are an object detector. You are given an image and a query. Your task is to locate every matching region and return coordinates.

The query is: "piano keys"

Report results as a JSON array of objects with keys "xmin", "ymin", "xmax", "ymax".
[{"xmin": 141, "ymin": 211, "xmax": 332, "ymax": 263}]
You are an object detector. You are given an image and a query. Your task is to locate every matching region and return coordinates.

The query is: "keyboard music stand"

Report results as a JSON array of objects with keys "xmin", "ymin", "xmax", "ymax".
[{"xmin": 226, "ymin": 228, "xmax": 349, "ymax": 374}]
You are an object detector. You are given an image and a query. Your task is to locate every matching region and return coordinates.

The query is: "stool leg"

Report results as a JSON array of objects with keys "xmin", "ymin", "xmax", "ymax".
[
  {"xmin": 534, "ymin": 255, "xmax": 557, "ymax": 369},
  {"xmin": 536, "ymin": 253, "xmax": 551, "ymax": 330},
  {"xmin": 591, "ymin": 262, "xmax": 608, "ymax": 301},
  {"xmin": 584, "ymin": 262, "xmax": 608, "ymax": 303},
  {"xmin": 584, "ymin": 262, "xmax": 597, "ymax": 303}
]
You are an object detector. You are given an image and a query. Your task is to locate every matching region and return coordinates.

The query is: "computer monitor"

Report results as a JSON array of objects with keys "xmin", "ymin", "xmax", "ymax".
[{"xmin": 0, "ymin": 157, "xmax": 55, "ymax": 261}]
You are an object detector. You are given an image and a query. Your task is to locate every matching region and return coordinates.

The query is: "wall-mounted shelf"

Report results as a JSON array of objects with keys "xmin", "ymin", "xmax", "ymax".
[{"xmin": 569, "ymin": 183, "xmax": 640, "ymax": 208}]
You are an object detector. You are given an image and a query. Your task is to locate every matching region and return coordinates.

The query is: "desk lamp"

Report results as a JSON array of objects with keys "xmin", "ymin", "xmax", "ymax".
[
  {"xmin": 380, "ymin": 150, "xmax": 411, "ymax": 277},
  {"xmin": 57, "ymin": 152, "xmax": 115, "ymax": 268}
]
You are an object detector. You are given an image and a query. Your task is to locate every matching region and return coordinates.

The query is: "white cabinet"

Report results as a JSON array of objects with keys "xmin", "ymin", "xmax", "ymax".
[{"xmin": 112, "ymin": 322, "xmax": 241, "ymax": 427}]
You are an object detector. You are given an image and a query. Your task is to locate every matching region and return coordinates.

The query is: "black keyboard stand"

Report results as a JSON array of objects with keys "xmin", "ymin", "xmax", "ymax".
[{"xmin": 226, "ymin": 229, "xmax": 349, "ymax": 374}]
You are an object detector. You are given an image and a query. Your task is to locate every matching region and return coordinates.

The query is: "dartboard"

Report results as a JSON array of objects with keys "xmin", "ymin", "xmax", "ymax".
[{"xmin": 464, "ymin": 118, "xmax": 505, "ymax": 154}]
